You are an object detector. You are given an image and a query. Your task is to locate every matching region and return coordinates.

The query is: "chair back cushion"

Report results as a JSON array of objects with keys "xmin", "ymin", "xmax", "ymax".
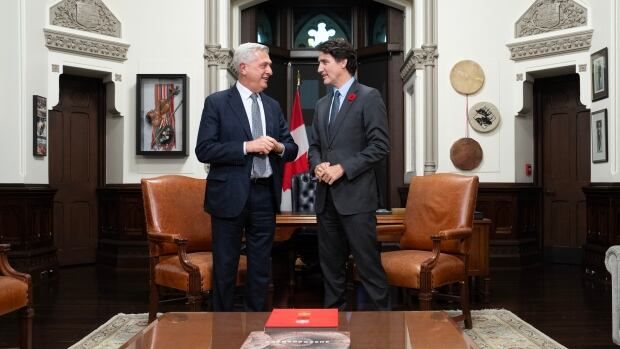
[
  {"xmin": 142, "ymin": 175, "xmax": 212, "ymax": 254},
  {"xmin": 291, "ymin": 172, "xmax": 317, "ymax": 213},
  {"xmin": 400, "ymin": 173, "xmax": 479, "ymax": 253},
  {"xmin": 0, "ymin": 276, "xmax": 28, "ymax": 315}
]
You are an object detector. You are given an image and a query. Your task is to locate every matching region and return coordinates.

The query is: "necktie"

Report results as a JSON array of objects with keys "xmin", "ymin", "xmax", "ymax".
[
  {"xmin": 329, "ymin": 90, "xmax": 341, "ymax": 125},
  {"xmin": 250, "ymin": 94, "xmax": 267, "ymax": 178}
]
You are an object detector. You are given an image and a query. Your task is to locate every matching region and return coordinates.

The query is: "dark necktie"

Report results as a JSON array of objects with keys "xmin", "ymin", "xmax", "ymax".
[
  {"xmin": 250, "ymin": 94, "xmax": 267, "ymax": 178},
  {"xmin": 329, "ymin": 90, "xmax": 341, "ymax": 125}
]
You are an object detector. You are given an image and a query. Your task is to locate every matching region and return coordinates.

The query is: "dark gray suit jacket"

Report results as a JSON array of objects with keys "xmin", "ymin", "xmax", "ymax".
[{"xmin": 308, "ymin": 81, "xmax": 390, "ymax": 215}]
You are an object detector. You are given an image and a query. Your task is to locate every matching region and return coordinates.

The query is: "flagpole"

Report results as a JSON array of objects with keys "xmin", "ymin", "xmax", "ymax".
[{"xmin": 297, "ymin": 70, "xmax": 301, "ymax": 88}]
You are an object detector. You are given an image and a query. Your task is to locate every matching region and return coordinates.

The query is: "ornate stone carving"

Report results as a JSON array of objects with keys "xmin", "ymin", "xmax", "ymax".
[
  {"xmin": 44, "ymin": 28, "xmax": 129, "ymax": 61},
  {"xmin": 400, "ymin": 45, "xmax": 438, "ymax": 81},
  {"xmin": 51, "ymin": 0, "xmax": 121, "ymax": 37},
  {"xmin": 204, "ymin": 44, "xmax": 233, "ymax": 67},
  {"xmin": 507, "ymin": 29, "xmax": 592, "ymax": 61},
  {"xmin": 516, "ymin": 0, "xmax": 587, "ymax": 38}
]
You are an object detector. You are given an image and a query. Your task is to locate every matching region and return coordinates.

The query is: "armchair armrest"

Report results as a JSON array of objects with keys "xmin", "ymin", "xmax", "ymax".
[
  {"xmin": 376, "ymin": 224, "xmax": 406, "ymax": 242},
  {"xmin": 431, "ymin": 228, "xmax": 472, "ymax": 241},
  {"xmin": 147, "ymin": 232, "xmax": 199, "ymax": 275},
  {"xmin": 148, "ymin": 232, "xmax": 187, "ymax": 244},
  {"xmin": 0, "ymin": 244, "xmax": 32, "ymax": 285},
  {"xmin": 422, "ymin": 228, "xmax": 472, "ymax": 272}
]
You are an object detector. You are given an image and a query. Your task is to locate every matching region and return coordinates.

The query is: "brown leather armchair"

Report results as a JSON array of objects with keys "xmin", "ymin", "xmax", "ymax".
[
  {"xmin": 0, "ymin": 244, "xmax": 33, "ymax": 349},
  {"xmin": 142, "ymin": 175, "xmax": 247, "ymax": 323},
  {"xmin": 380, "ymin": 173, "xmax": 478, "ymax": 328}
]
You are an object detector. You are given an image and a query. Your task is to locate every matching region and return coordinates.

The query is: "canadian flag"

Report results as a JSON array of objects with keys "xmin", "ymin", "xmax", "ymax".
[{"xmin": 280, "ymin": 87, "xmax": 309, "ymax": 211}]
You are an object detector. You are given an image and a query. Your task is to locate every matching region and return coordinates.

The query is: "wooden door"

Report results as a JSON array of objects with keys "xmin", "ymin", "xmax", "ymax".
[
  {"xmin": 49, "ymin": 75, "xmax": 104, "ymax": 265},
  {"xmin": 537, "ymin": 74, "xmax": 590, "ymax": 263}
]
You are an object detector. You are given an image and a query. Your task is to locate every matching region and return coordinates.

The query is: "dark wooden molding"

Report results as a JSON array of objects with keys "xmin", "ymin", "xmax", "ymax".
[
  {"xmin": 582, "ymin": 183, "xmax": 620, "ymax": 284},
  {"xmin": 97, "ymin": 184, "xmax": 148, "ymax": 269}
]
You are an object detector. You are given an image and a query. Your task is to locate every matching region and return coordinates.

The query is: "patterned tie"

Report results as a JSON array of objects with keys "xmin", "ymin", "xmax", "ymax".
[
  {"xmin": 250, "ymin": 93, "xmax": 267, "ymax": 178},
  {"xmin": 329, "ymin": 90, "xmax": 341, "ymax": 125}
]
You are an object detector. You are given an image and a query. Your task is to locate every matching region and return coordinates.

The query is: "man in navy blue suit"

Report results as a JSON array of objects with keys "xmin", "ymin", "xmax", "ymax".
[{"xmin": 195, "ymin": 43, "xmax": 298, "ymax": 311}]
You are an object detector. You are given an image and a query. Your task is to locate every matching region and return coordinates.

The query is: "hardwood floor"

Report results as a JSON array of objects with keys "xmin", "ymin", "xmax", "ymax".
[{"xmin": 0, "ymin": 263, "xmax": 613, "ymax": 348}]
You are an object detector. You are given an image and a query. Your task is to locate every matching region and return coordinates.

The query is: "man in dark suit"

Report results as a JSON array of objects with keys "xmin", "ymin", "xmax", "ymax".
[
  {"xmin": 195, "ymin": 43, "xmax": 298, "ymax": 311},
  {"xmin": 308, "ymin": 38, "xmax": 391, "ymax": 310}
]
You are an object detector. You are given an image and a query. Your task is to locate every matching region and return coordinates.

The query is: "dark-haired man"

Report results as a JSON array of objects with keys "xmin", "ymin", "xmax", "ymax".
[{"xmin": 308, "ymin": 38, "xmax": 390, "ymax": 310}]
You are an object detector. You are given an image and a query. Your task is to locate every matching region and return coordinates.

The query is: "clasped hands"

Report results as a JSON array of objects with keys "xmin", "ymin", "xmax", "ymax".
[
  {"xmin": 314, "ymin": 162, "xmax": 344, "ymax": 185},
  {"xmin": 246, "ymin": 136, "xmax": 284, "ymax": 155}
]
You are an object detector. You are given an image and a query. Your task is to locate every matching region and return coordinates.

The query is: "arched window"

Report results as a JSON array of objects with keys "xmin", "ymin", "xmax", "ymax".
[{"xmin": 293, "ymin": 8, "xmax": 351, "ymax": 49}]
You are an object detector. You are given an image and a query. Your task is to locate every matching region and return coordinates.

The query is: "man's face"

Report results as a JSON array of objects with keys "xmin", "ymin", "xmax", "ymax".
[
  {"xmin": 239, "ymin": 50, "xmax": 272, "ymax": 93},
  {"xmin": 317, "ymin": 52, "xmax": 347, "ymax": 87}
]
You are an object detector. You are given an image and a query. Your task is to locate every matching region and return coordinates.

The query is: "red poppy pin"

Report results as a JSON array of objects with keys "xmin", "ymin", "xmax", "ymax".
[{"xmin": 347, "ymin": 93, "xmax": 357, "ymax": 102}]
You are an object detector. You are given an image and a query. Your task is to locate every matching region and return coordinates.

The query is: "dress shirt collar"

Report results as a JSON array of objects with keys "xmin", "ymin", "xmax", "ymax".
[
  {"xmin": 236, "ymin": 81, "xmax": 259, "ymax": 101},
  {"xmin": 333, "ymin": 77, "xmax": 355, "ymax": 99}
]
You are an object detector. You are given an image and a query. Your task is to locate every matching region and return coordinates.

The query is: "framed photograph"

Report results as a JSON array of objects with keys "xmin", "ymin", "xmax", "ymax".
[
  {"xmin": 136, "ymin": 74, "xmax": 188, "ymax": 155},
  {"xmin": 33, "ymin": 95, "xmax": 47, "ymax": 156},
  {"xmin": 591, "ymin": 109, "xmax": 608, "ymax": 163},
  {"xmin": 591, "ymin": 48, "xmax": 608, "ymax": 101}
]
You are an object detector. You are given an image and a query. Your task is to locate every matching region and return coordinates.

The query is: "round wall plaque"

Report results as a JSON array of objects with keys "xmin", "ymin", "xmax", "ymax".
[
  {"xmin": 450, "ymin": 137, "xmax": 483, "ymax": 170},
  {"xmin": 450, "ymin": 60, "xmax": 485, "ymax": 95},
  {"xmin": 468, "ymin": 102, "xmax": 501, "ymax": 133}
]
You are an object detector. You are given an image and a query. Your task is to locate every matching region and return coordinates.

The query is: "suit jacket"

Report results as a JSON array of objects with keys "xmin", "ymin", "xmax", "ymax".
[
  {"xmin": 308, "ymin": 81, "xmax": 390, "ymax": 215},
  {"xmin": 195, "ymin": 85, "xmax": 298, "ymax": 218}
]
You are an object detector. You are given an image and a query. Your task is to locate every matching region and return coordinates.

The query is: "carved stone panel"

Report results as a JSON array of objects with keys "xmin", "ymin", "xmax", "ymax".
[
  {"xmin": 515, "ymin": 0, "xmax": 587, "ymax": 38},
  {"xmin": 51, "ymin": 0, "xmax": 121, "ymax": 38},
  {"xmin": 44, "ymin": 28, "xmax": 129, "ymax": 61}
]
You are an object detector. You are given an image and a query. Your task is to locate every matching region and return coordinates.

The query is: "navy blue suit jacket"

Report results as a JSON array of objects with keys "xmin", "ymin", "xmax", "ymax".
[{"xmin": 195, "ymin": 85, "xmax": 298, "ymax": 218}]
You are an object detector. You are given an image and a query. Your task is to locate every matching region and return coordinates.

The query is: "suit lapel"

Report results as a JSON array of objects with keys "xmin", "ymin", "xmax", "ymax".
[
  {"xmin": 328, "ymin": 81, "xmax": 359, "ymax": 145},
  {"xmin": 228, "ymin": 87, "xmax": 252, "ymax": 140}
]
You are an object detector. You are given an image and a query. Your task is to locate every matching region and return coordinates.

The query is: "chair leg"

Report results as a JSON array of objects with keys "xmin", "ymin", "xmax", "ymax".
[
  {"xmin": 20, "ymin": 306, "xmax": 33, "ymax": 349},
  {"xmin": 148, "ymin": 283, "xmax": 159, "ymax": 323},
  {"xmin": 187, "ymin": 293, "xmax": 202, "ymax": 312},
  {"xmin": 418, "ymin": 290, "xmax": 432, "ymax": 310},
  {"xmin": 460, "ymin": 279, "xmax": 472, "ymax": 329}
]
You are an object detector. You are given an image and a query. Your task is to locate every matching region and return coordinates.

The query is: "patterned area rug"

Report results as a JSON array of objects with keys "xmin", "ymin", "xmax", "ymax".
[{"xmin": 69, "ymin": 309, "xmax": 567, "ymax": 349}]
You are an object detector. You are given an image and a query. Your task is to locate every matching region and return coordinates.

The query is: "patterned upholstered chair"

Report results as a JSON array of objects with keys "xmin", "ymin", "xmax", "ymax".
[
  {"xmin": 0, "ymin": 244, "xmax": 33, "ymax": 349},
  {"xmin": 142, "ymin": 175, "xmax": 247, "ymax": 323},
  {"xmin": 380, "ymin": 173, "xmax": 479, "ymax": 328}
]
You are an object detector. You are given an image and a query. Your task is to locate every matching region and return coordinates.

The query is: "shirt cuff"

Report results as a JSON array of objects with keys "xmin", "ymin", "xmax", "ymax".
[{"xmin": 243, "ymin": 142, "xmax": 247, "ymax": 155}]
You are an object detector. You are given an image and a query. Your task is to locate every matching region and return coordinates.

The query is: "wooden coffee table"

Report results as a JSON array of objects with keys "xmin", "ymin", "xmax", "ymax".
[{"xmin": 120, "ymin": 311, "xmax": 477, "ymax": 348}]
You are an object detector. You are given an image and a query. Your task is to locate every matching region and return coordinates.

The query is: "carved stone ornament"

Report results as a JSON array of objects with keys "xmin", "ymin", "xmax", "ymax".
[
  {"xmin": 51, "ymin": 0, "xmax": 121, "ymax": 38},
  {"xmin": 44, "ymin": 28, "xmax": 129, "ymax": 61},
  {"xmin": 507, "ymin": 29, "xmax": 592, "ymax": 61},
  {"xmin": 400, "ymin": 45, "xmax": 438, "ymax": 81},
  {"xmin": 205, "ymin": 44, "xmax": 233, "ymax": 68},
  {"xmin": 515, "ymin": 0, "xmax": 586, "ymax": 38}
]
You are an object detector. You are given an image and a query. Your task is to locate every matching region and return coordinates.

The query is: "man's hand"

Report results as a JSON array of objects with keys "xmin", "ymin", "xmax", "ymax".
[
  {"xmin": 314, "ymin": 162, "xmax": 330, "ymax": 182},
  {"xmin": 320, "ymin": 164, "xmax": 344, "ymax": 185},
  {"xmin": 246, "ymin": 136, "xmax": 283, "ymax": 155}
]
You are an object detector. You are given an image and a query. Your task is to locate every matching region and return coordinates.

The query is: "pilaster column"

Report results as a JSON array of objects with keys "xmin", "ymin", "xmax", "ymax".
[{"xmin": 423, "ymin": 0, "xmax": 438, "ymax": 175}]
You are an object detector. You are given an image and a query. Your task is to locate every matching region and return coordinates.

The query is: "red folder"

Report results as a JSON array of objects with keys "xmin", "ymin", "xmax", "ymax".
[{"xmin": 265, "ymin": 308, "xmax": 339, "ymax": 332}]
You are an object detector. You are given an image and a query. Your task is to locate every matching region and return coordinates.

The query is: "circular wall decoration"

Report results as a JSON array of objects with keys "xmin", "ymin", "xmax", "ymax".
[
  {"xmin": 468, "ymin": 102, "xmax": 501, "ymax": 133},
  {"xmin": 450, "ymin": 60, "xmax": 485, "ymax": 95},
  {"xmin": 450, "ymin": 137, "xmax": 483, "ymax": 170}
]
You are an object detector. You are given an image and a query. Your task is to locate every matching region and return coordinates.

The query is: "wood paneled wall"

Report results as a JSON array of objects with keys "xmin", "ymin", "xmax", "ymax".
[{"xmin": 0, "ymin": 185, "xmax": 58, "ymax": 283}]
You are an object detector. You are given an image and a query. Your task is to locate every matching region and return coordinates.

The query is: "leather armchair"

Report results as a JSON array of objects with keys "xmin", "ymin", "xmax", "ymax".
[
  {"xmin": 380, "ymin": 173, "xmax": 478, "ymax": 328},
  {"xmin": 0, "ymin": 244, "xmax": 33, "ymax": 349},
  {"xmin": 142, "ymin": 175, "xmax": 247, "ymax": 323}
]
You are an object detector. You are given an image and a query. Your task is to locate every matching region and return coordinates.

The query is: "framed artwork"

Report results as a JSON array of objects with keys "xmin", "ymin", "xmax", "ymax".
[
  {"xmin": 136, "ymin": 74, "xmax": 188, "ymax": 155},
  {"xmin": 591, "ymin": 109, "xmax": 608, "ymax": 163},
  {"xmin": 591, "ymin": 48, "xmax": 608, "ymax": 101},
  {"xmin": 33, "ymin": 95, "xmax": 47, "ymax": 156}
]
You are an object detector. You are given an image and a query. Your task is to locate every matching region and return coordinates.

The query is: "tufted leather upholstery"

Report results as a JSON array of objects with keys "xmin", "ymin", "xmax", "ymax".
[
  {"xmin": 380, "ymin": 173, "xmax": 478, "ymax": 328},
  {"xmin": 0, "ymin": 244, "xmax": 33, "ymax": 349},
  {"xmin": 142, "ymin": 175, "xmax": 247, "ymax": 323},
  {"xmin": 291, "ymin": 172, "xmax": 317, "ymax": 213}
]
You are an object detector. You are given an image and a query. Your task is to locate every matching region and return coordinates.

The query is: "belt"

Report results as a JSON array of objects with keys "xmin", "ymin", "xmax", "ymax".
[{"xmin": 250, "ymin": 176, "xmax": 272, "ymax": 185}]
